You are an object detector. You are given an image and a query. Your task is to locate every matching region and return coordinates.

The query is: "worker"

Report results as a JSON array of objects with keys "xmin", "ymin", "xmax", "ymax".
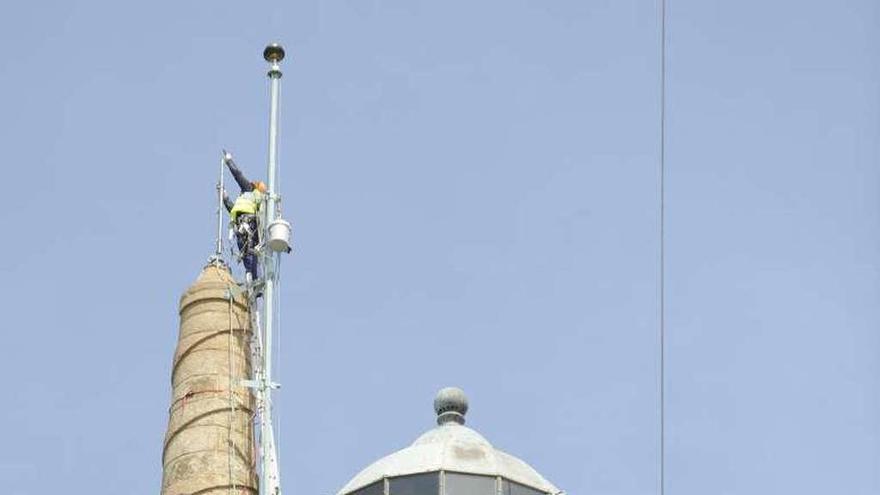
[{"xmin": 222, "ymin": 153, "xmax": 267, "ymax": 284}]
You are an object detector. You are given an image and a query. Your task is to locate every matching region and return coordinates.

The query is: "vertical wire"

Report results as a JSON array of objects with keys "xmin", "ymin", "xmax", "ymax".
[
  {"xmin": 228, "ymin": 295, "xmax": 237, "ymax": 494},
  {"xmin": 659, "ymin": 0, "xmax": 667, "ymax": 494},
  {"xmin": 275, "ymin": 254, "xmax": 282, "ymax": 476}
]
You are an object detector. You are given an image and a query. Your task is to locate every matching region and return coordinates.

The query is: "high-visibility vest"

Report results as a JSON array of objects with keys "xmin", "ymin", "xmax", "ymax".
[{"xmin": 230, "ymin": 191, "xmax": 263, "ymax": 221}]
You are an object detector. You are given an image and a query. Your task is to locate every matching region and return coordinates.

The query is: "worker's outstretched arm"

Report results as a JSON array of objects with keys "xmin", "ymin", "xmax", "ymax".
[
  {"xmin": 223, "ymin": 193, "xmax": 234, "ymax": 212},
  {"xmin": 224, "ymin": 155, "xmax": 254, "ymax": 193}
]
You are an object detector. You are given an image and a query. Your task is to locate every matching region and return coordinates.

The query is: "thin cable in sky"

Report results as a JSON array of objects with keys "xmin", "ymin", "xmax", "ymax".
[{"xmin": 659, "ymin": 0, "xmax": 667, "ymax": 494}]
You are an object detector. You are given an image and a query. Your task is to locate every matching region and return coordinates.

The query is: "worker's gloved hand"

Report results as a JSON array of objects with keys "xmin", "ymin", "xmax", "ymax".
[{"xmin": 222, "ymin": 189, "xmax": 229, "ymax": 201}]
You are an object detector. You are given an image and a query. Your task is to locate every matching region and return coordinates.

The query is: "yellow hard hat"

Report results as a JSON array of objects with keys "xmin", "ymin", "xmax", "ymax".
[{"xmin": 253, "ymin": 181, "xmax": 267, "ymax": 193}]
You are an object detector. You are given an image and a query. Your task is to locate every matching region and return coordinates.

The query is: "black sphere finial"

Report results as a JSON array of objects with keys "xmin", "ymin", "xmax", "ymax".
[{"xmin": 264, "ymin": 43, "xmax": 285, "ymax": 63}]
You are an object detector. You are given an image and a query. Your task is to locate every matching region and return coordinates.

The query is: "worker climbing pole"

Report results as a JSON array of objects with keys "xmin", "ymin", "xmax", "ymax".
[{"xmin": 221, "ymin": 150, "xmax": 268, "ymax": 286}]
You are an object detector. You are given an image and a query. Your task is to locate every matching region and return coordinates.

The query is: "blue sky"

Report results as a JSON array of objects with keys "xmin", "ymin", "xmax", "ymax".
[{"xmin": 0, "ymin": 1, "xmax": 878, "ymax": 494}]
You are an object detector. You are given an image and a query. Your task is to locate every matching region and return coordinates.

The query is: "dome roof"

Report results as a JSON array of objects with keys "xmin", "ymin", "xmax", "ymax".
[{"xmin": 337, "ymin": 388, "xmax": 560, "ymax": 495}]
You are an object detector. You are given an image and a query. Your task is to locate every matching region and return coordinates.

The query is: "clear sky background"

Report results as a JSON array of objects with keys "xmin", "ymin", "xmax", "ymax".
[{"xmin": 1, "ymin": 1, "xmax": 878, "ymax": 494}]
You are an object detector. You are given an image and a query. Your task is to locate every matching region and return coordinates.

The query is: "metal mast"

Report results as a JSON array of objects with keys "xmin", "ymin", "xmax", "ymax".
[
  {"xmin": 207, "ymin": 151, "xmax": 227, "ymax": 266},
  {"xmin": 258, "ymin": 42, "xmax": 288, "ymax": 495}
]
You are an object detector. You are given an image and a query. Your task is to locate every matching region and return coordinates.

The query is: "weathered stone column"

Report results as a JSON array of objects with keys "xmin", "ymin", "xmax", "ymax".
[{"xmin": 161, "ymin": 264, "xmax": 258, "ymax": 495}]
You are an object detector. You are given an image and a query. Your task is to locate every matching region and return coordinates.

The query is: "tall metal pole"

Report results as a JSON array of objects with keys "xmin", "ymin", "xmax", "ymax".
[{"xmin": 260, "ymin": 42, "xmax": 285, "ymax": 495}]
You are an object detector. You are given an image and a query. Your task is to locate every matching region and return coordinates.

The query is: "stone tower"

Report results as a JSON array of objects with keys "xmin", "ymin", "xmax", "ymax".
[{"xmin": 161, "ymin": 264, "xmax": 259, "ymax": 494}]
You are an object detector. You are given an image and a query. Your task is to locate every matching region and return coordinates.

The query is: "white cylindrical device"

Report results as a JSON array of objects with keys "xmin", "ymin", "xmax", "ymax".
[{"xmin": 267, "ymin": 219, "xmax": 292, "ymax": 253}]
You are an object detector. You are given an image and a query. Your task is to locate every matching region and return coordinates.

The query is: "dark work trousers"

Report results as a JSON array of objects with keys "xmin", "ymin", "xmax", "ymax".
[{"xmin": 235, "ymin": 214, "xmax": 260, "ymax": 281}]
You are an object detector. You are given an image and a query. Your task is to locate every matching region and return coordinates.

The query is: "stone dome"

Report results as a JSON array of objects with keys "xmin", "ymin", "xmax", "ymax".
[{"xmin": 337, "ymin": 388, "xmax": 560, "ymax": 495}]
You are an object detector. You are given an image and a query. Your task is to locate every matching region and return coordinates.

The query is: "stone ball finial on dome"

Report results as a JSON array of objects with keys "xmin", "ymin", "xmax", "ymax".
[{"xmin": 434, "ymin": 387, "xmax": 468, "ymax": 425}]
